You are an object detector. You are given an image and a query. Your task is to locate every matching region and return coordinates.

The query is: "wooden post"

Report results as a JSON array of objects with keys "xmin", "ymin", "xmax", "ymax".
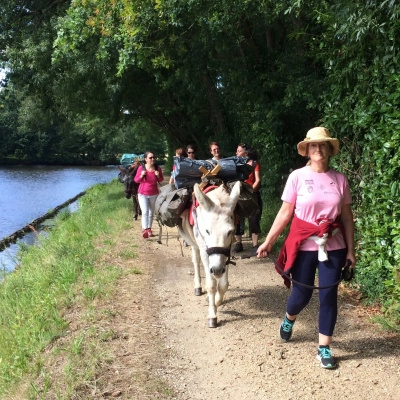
[{"xmin": 198, "ymin": 164, "xmax": 222, "ymax": 190}]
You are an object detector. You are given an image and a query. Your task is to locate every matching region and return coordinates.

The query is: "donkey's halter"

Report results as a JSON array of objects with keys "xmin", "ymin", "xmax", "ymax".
[
  {"xmin": 206, "ymin": 247, "xmax": 230, "ymax": 257},
  {"xmin": 206, "ymin": 246, "xmax": 236, "ymax": 266}
]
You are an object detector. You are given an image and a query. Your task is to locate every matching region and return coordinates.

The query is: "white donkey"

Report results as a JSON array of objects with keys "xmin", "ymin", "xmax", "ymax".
[{"xmin": 178, "ymin": 181, "xmax": 241, "ymax": 328}]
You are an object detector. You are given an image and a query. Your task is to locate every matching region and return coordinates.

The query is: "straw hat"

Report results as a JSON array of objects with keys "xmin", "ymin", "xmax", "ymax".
[{"xmin": 297, "ymin": 127, "xmax": 339, "ymax": 157}]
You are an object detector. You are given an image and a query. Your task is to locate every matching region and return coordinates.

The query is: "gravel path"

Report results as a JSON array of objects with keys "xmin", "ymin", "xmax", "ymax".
[{"xmin": 146, "ymin": 228, "xmax": 400, "ymax": 400}]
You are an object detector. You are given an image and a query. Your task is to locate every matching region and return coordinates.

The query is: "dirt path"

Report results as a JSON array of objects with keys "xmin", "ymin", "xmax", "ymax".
[{"xmin": 99, "ymin": 218, "xmax": 399, "ymax": 400}]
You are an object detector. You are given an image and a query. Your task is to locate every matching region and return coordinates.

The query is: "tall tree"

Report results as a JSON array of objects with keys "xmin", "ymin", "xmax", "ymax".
[{"xmin": 51, "ymin": 1, "xmax": 323, "ymax": 178}]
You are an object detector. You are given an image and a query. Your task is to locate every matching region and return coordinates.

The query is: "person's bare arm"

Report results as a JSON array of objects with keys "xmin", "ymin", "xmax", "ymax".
[{"xmin": 340, "ymin": 203, "xmax": 356, "ymax": 268}]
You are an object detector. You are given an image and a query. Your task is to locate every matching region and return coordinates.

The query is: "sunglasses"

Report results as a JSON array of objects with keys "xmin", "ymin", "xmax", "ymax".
[
  {"xmin": 148, "ymin": 156, "xmax": 155, "ymax": 159},
  {"xmin": 187, "ymin": 151, "xmax": 194, "ymax": 154},
  {"xmin": 211, "ymin": 148, "xmax": 220, "ymax": 152}
]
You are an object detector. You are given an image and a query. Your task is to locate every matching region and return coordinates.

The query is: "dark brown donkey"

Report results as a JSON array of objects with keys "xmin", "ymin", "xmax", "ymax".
[{"xmin": 118, "ymin": 161, "xmax": 142, "ymax": 220}]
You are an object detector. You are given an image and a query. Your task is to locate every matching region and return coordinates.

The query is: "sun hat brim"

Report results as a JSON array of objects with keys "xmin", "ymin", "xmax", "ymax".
[{"xmin": 297, "ymin": 127, "xmax": 339, "ymax": 157}]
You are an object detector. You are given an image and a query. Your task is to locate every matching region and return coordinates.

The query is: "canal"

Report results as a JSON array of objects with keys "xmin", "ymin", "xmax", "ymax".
[{"xmin": 0, "ymin": 165, "xmax": 118, "ymax": 273}]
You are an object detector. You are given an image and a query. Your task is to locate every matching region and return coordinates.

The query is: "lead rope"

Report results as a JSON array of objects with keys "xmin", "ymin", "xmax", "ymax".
[
  {"xmin": 206, "ymin": 245, "xmax": 236, "ymax": 266},
  {"xmin": 235, "ymin": 252, "xmax": 351, "ymax": 289},
  {"xmin": 267, "ymin": 254, "xmax": 352, "ymax": 290}
]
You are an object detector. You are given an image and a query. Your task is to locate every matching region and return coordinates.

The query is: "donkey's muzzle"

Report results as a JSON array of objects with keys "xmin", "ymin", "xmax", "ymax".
[{"xmin": 210, "ymin": 267, "xmax": 226, "ymax": 277}]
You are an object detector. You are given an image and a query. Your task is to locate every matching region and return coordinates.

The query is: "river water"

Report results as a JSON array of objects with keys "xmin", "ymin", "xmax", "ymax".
[{"xmin": 0, "ymin": 165, "xmax": 118, "ymax": 273}]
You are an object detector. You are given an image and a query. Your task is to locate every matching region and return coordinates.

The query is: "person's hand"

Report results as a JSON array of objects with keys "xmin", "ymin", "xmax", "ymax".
[
  {"xmin": 257, "ymin": 242, "xmax": 273, "ymax": 258},
  {"xmin": 141, "ymin": 170, "xmax": 146, "ymax": 178},
  {"xmin": 346, "ymin": 253, "xmax": 356, "ymax": 269},
  {"xmin": 155, "ymin": 170, "xmax": 159, "ymax": 177}
]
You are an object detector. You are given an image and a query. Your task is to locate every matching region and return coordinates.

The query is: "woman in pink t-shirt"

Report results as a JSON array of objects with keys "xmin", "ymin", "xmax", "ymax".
[
  {"xmin": 134, "ymin": 151, "xmax": 164, "ymax": 238},
  {"xmin": 257, "ymin": 127, "xmax": 356, "ymax": 370}
]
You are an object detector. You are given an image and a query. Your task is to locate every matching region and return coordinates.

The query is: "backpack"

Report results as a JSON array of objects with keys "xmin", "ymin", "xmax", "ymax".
[
  {"xmin": 155, "ymin": 184, "xmax": 192, "ymax": 227},
  {"xmin": 227, "ymin": 181, "xmax": 260, "ymax": 218},
  {"xmin": 120, "ymin": 153, "xmax": 144, "ymax": 166},
  {"xmin": 140, "ymin": 162, "xmax": 160, "ymax": 173}
]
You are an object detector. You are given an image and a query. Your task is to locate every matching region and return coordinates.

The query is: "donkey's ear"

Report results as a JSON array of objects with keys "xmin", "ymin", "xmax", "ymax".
[
  {"xmin": 117, "ymin": 165, "xmax": 125, "ymax": 172},
  {"xmin": 227, "ymin": 181, "xmax": 241, "ymax": 210},
  {"xmin": 194, "ymin": 183, "xmax": 214, "ymax": 211}
]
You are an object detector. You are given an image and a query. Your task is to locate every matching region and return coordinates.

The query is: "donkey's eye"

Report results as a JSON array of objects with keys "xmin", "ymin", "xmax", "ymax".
[{"xmin": 206, "ymin": 230, "xmax": 210, "ymax": 235}]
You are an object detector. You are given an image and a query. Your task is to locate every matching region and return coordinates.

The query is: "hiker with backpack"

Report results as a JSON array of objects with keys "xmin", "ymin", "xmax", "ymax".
[
  {"xmin": 232, "ymin": 143, "xmax": 262, "ymax": 257},
  {"xmin": 134, "ymin": 151, "xmax": 164, "ymax": 238}
]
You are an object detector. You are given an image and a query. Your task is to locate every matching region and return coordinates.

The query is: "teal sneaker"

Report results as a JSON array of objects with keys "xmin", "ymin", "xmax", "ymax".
[
  {"xmin": 279, "ymin": 316, "xmax": 295, "ymax": 342},
  {"xmin": 317, "ymin": 346, "xmax": 337, "ymax": 369}
]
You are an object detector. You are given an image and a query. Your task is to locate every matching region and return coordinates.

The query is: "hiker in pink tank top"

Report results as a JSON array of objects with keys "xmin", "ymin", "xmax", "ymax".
[{"xmin": 135, "ymin": 151, "xmax": 164, "ymax": 238}]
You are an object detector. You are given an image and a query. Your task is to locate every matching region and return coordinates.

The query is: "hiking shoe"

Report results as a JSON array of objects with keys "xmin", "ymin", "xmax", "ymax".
[
  {"xmin": 250, "ymin": 245, "xmax": 259, "ymax": 257},
  {"xmin": 142, "ymin": 229, "xmax": 149, "ymax": 239},
  {"xmin": 317, "ymin": 346, "xmax": 337, "ymax": 369},
  {"xmin": 232, "ymin": 242, "xmax": 243, "ymax": 253},
  {"xmin": 279, "ymin": 317, "xmax": 295, "ymax": 342},
  {"xmin": 147, "ymin": 228, "xmax": 154, "ymax": 237}
]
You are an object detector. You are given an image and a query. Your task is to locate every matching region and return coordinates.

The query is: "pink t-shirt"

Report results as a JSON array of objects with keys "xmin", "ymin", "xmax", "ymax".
[
  {"xmin": 134, "ymin": 165, "xmax": 163, "ymax": 196},
  {"xmin": 282, "ymin": 166, "xmax": 352, "ymax": 251}
]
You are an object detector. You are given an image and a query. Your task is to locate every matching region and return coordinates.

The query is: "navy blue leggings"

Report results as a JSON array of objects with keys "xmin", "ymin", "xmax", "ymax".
[{"xmin": 286, "ymin": 249, "xmax": 347, "ymax": 336}]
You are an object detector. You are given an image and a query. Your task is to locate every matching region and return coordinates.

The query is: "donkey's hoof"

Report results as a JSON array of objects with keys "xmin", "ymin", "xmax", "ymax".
[
  {"xmin": 208, "ymin": 318, "xmax": 218, "ymax": 328},
  {"xmin": 133, "ymin": 216, "xmax": 138, "ymax": 221},
  {"xmin": 194, "ymin": 288, "xmax": 202, "ymax": 296}
]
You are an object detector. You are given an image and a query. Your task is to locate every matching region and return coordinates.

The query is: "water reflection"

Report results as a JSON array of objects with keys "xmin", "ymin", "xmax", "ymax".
[
  {"xmin": 0, "ymin": 230, "xmax": 50, "ymax": 277},
  {"xmin": 0, "ymin": 165, "xmax": 118, "ymax": 274}
]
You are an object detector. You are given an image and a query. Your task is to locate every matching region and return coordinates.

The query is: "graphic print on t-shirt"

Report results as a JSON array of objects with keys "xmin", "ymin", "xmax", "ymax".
[{"xmin": 305, "ymin": 179, "xmax": 314, "ymax": 193}]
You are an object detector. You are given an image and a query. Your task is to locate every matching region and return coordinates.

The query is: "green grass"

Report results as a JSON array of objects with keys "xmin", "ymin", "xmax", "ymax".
[
  {"xmin": 259, "ymin": 194, "xmax": 289, "ymax": 252},
  {"xmin": 0, "ymin": 180, "xmax": 133, "ymax": 397}
]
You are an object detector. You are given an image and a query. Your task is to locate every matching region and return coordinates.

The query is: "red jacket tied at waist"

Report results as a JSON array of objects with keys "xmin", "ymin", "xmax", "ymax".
[{"xmin": 276, "ymin": 215, "xmax": 346, "ymax": 288}]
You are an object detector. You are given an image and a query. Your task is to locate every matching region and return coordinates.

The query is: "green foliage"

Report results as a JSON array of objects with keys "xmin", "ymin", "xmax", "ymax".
[
  {"xmin": 1, "ymin": 0, "xmax": 323, "ymax": 168},
  {"xmin": 50, "ymin": 0, "xmax": 323, "ymax": 164},
  {"xmin": 260, "ymin": 193, "xmax": 289, "ymax": 252},
  {"xmin": 305, "ymin": 0, "xmax": 400, "ymax": 325},
  {"xmin": 0, "ymin": 1, "xmax": 168, "ymax": 164},
  {"xmin": 113, "ymin": 117, "xmax": 168, "ymax": 162}
]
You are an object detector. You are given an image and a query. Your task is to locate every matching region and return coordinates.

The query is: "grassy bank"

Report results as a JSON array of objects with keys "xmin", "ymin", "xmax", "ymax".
[{"xmin": 0, "ymin": 180, "xmax": 140, "ymax": 398}]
